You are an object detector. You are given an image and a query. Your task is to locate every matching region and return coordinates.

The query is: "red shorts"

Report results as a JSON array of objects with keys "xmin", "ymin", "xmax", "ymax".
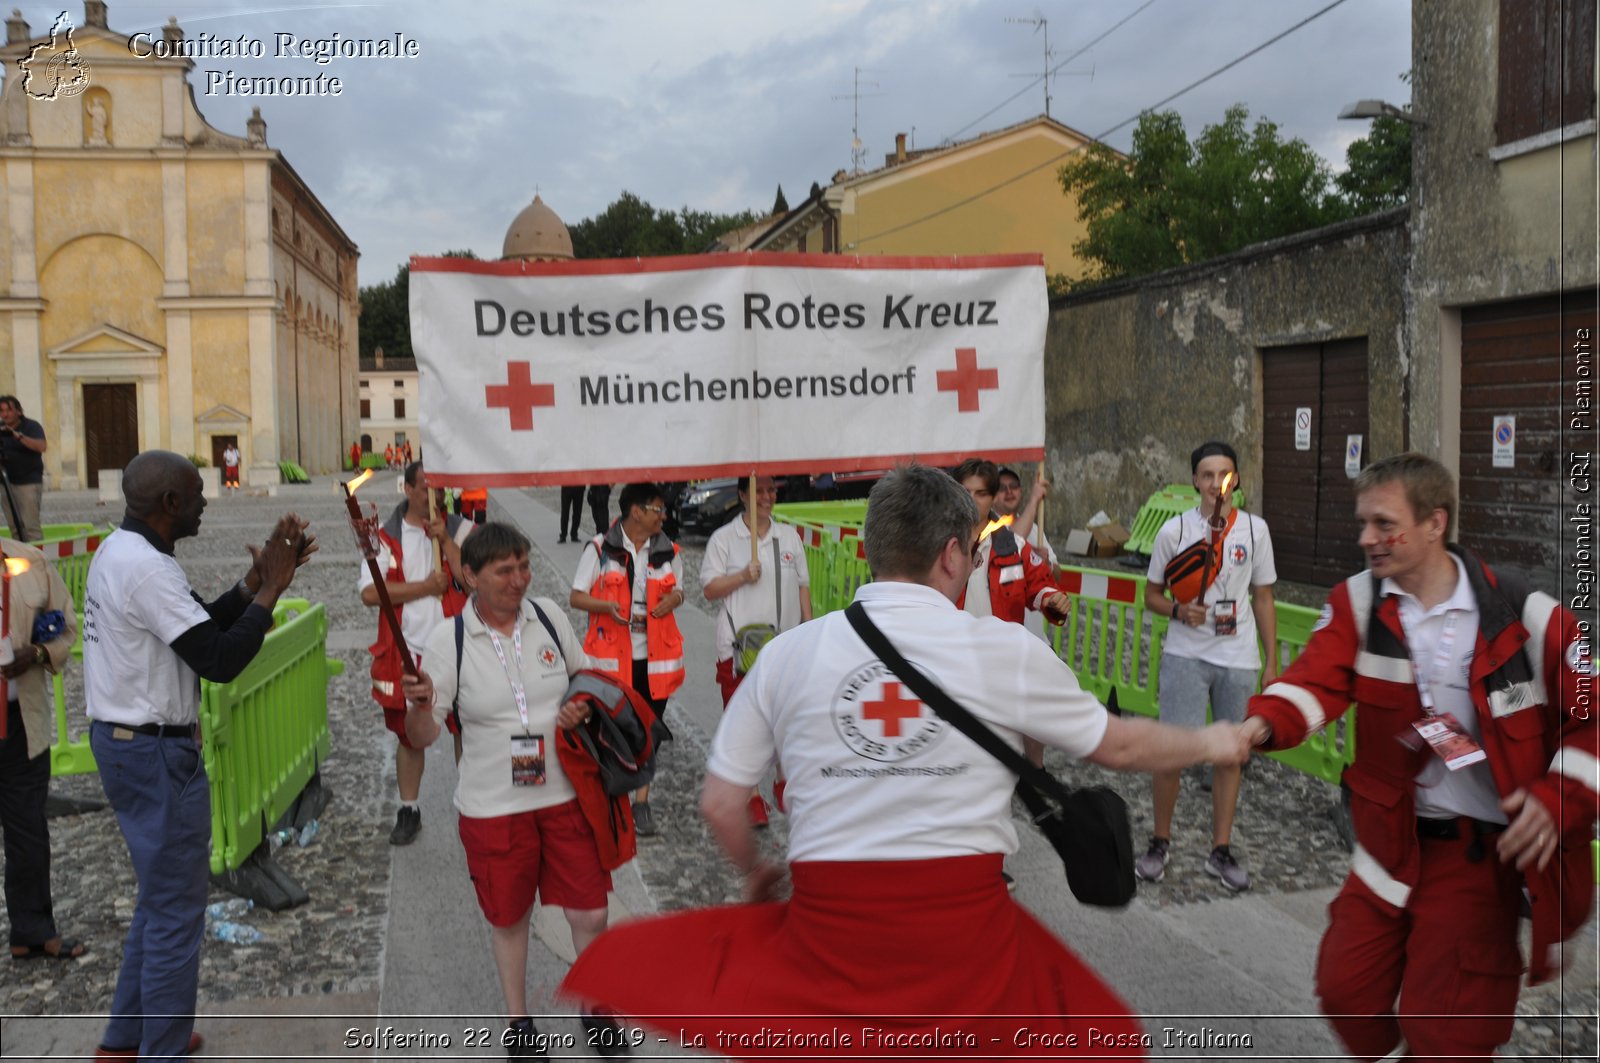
[
  {"xmin": 383, "ymin": 705, "xmax": 459, "ymax": 748},
  {"xmin": 714, "ymin": 657, "xmax": 745, "ymax": 707},
  {"xmin": 458, "ymin": 801, "xmax": 612, "ymax": 926}
]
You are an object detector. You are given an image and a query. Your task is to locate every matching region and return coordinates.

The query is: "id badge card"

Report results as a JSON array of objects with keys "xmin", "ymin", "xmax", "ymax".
[
  {"xmin": 1213, "ymin": 600, "xmax": 1238, "ymax": 637},
  {"xmin": 1412, "ymin": 714, "xmax": 1487, "ymax": 771},
  {"xmin": 511, "ymin": 734, "xmax": 546, "ymax": 786}
]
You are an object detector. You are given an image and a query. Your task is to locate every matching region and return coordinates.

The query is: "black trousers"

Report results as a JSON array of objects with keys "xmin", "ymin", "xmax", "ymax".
[
  {"xmin": 560, "ymin": 486, "xmax": 585, "ymax": 538},
  {"xmin": 1, "ymin": 700, "xmax": 56, "ymax": 946},
  {"xmin": 587, "ymin": 484, "xmax": 612, "ymax": 536}
]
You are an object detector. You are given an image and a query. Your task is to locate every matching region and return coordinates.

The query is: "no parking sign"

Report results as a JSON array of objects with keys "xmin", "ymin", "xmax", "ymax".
[{"xmin": 1492, "ymin": 415, "xmax": 1516, "ymax": 469}]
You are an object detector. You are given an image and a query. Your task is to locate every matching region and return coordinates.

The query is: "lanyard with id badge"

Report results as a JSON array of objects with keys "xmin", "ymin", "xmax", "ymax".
[
  {"xmin": 1397, "ymin": 610, "xmax": 1486, "ymax": 771},
  {"xmin": 479, "ymin": 607, "xmax": 546, "ymax": 787}
]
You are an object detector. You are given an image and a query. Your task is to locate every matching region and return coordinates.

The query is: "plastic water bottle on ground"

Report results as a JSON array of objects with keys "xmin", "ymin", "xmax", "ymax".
[
  {"xmin": 296, "ymin": 820, "xmax": 320, "ymax": 847},
  {"xmin": 211, "ymin": 921, "xmax": 262, "ymax": 945},
  {"xmin": 266, "ymin": 828, "xmax": 294, "ymax": 852},
  {"xmin": 205, "ymin": 898, "xmax": 253, "ymax": 920}
]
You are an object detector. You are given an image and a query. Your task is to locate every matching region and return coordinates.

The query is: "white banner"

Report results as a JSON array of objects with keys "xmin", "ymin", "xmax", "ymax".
[{"xmin": 409, "ymin": 254, "xmax": 1046, "ymax": 486}]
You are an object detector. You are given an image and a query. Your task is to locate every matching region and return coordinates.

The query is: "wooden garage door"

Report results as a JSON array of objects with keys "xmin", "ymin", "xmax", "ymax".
[
  {"xmin": 1459, "ymin": 288, "xmax": 1598, "ymax": 594},
  {"xmin": 1262, "ymin": 338, "xmax": 1370, "ymax": 585}
]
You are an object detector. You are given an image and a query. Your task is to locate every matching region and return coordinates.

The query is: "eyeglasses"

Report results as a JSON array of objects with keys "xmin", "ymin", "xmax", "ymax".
[{"xmin": 642, "ymin": 505, "xmax": 666, "ymax": 514}]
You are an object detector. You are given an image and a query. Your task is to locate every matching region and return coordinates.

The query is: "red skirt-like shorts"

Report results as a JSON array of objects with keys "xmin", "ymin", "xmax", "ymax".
[{"xmin": 562, "ymin": 853, "xmax": 1144, "ymax": 1059}]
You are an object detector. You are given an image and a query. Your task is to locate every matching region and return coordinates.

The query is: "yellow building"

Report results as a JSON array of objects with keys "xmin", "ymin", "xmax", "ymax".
[
  {"xmin": 750, "ymin": 115, "xmax": 1108, "ymax": 282},
  {"xmin": 0, "ymin": 1, "xmax": 359, "ymax": 488}
]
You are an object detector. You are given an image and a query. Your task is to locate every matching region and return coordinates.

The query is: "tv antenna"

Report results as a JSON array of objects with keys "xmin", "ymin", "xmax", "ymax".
[
  {"xmin": 1006, "ymin": 12, "xmax": 1092, "ymax": 118},
  {"xmin": 832, "ymin": 67, "xmax": 886, "ymax": 174}
]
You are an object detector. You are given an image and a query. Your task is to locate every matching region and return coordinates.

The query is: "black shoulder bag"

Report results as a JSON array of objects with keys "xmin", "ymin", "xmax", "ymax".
[{"xmin": 845, "ymin": 602, "xmax": 1136, "ymax": 908}]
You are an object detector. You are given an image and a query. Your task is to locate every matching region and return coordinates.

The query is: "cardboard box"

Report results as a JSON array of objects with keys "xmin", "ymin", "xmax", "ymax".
[
  {"xmin": 1064, "ymin": 528, "xmax": 1094, "ymax": 556},
  {"xmin": 1089, "ymin": 523, "xmax": 1130, "ymax": 558}
]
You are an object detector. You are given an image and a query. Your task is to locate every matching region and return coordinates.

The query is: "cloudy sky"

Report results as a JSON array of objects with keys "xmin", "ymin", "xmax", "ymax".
[{"xmin": 99, "ymin": 0, "xmax": 1411, "ymax": 283}]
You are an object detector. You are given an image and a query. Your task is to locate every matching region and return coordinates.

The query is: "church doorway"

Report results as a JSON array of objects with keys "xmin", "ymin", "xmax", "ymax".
[{"xmin": 83, "ymin": 383, "xmax": 138, "ymax": 489}]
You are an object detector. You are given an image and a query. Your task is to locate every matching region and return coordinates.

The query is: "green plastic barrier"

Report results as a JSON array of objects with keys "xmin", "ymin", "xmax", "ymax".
[
  {"xmin": 1124, "ymin": 484, "xmax": 1247, "ymax": 557},
  {"xmin": 278, "ymin": 460, "xmax": 311, "ymax": 484},
  {"xmin": 202, "ymin": 599, "xmax": 343, "ymax": 875},
  {"xmin": 771, "ymin": 500, "xmax": 868, "ymax": 527}
]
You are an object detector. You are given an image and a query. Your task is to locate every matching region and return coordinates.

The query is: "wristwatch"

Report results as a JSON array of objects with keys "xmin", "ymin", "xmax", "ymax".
[{"xmin": 32, "ymin": 644, "xmax": 46, "ymax": 666}]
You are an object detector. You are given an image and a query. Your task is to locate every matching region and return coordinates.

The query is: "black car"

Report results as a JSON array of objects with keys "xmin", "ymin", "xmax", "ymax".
[{"xmin": 675, "ymin": 479, "xmax": 743, "ymax": 537}]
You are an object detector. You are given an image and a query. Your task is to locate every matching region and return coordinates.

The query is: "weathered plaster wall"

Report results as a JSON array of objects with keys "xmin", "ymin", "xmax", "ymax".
[{"xmin": 1045, "ymin": 210, "xmax": 1409, "ymax": 533}]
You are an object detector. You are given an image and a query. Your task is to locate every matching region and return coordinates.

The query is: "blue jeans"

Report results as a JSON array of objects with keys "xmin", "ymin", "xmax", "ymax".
[{"xmin": 90, "ymin": 722, "xmax": 210, "ymax": 1061}]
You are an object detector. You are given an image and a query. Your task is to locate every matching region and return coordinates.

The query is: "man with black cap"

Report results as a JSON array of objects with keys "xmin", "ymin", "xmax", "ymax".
[{"xmin": 1137, "ymin": 440, "xmax": 1278, "ymax": 891}]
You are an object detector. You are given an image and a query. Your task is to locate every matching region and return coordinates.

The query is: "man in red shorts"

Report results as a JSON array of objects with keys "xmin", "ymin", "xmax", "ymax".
[{"xmin": 362, "ymin": 461, "xmax": 472, "ymax": 845}]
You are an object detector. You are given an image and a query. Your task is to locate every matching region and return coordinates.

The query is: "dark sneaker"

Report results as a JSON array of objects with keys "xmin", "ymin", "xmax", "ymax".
[
  {"xmin": 633, "ymin": 802, "xmax": 657, "ymax": 837},
  {"xmin": 389, "ymin": 806, "xmax": 421, "ymax": 846},
  {"xmin": 1134, "ymin": 837, "xmax": 1170, "ymax": 882},
  {"xmin": 505, "ymin": 1017, "xmax": 549, "ymax": 1060},
  {"xmin": 1206, "ymin": 845, "xmax": 1250, "ymax": 891},
  {"xmin": 1000, "ymin": 870, "xmax": 1017, "ymax": 892},
  {"xmin": 581, "ymin": 1014, "xmax": 633, "ymax": 1058}
]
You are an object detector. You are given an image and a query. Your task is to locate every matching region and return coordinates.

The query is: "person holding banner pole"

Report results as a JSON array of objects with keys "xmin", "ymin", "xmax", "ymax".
[
  {"xmin": 700, "ymin": 474, "xmax": 812, "ymax": 826},
  {"xmin": 570, "ymin": 483, "xmax": 685, "ymax": 837}
]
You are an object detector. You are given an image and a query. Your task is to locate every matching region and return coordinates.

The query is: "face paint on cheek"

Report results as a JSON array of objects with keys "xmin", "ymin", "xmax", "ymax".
[{"xmin": 1384, "ymin": 534, "xmax": 1408, "ymax": 546}]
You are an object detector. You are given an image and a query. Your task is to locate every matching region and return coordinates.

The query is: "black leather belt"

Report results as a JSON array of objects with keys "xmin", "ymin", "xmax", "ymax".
[
  {"xmin": 99, "ymin": 720, "xmax": 195, "ymax": 739},
  {"xmin": 1417, "ymin": 815, "xmax": 1506, "ymax": 862},
  {"xmin": 1416, "ymin": 815, "xmax": 1507, "ymax": 840}
]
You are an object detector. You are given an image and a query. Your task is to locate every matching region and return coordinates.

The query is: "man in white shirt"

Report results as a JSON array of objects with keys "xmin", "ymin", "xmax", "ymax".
[
  {"xmin": 361, "ymin": 461, "xmax": 472, "ymax": 845},
  {"xmin": 561, "ymin": 463, "xmax": 1253, "ymax": 1045},
  {"xmin": 700, "ymin": 474, "xmax": 812, "ymax": 824},
  {"xmin": 85, "ymin": 450, "xmax": 307, "ymax": 1060},
  {"xmin": 1139, "ymin": 441, "xmax": 1278, "ymax": 891}
]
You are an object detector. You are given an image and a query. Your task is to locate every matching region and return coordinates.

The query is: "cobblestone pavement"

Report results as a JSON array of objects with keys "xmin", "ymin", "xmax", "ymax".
[{"xmin": 0, "ymin": 480, "xmax": 1591, "ymax": 1060}]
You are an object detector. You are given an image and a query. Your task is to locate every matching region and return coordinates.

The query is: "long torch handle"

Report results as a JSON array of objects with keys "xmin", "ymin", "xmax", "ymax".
[
  {"xmin": 749, "ymin": 470, "xmax": 759, "ymax": 567},
  {"xmin": 345, "ymin": 488, "xmax": 417, "ymax": 677}
]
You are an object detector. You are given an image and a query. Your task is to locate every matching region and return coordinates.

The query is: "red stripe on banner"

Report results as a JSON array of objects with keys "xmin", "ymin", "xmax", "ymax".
[
  {"xmin": 1057, "ymin": 571, "xmax": 1083, "ymax": 595},
  {"xmin": 1105, "ymin": 577, "xmax": 1138, "ymax": 604},
  {"xmin": 87, "ymin": 535, "xmax": 100, "ymax": 551},
  {"xmin": 410, "ymin": 251, "xmax": 1045, "ymax": 277},
  {"xmin": 422, "ymin": 448, "xmax": 1047, "ymax": 489},
  {"xmin": 856, "ymin": 539, "xmax": 868, "ymax": 560}
]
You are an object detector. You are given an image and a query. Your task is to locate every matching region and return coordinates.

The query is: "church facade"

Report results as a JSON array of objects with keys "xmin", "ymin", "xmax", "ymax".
[{"xmin": 0, "ymin": 1, "xmax": 359, "ymax": 488}]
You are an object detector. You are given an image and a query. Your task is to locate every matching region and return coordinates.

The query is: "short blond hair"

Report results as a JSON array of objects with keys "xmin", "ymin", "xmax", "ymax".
[{"xmin": 1354, "ymin": 452, "xmax": 1456, "ymax": 538}]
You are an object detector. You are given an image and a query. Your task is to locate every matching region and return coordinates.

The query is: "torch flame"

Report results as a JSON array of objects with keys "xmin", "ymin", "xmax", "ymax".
[
  {"xmin": 1218, "ymin": 471, "xmax": 1235, "ymax": 498},
  {"xmin": 979, "ymin": 514, "xmax": 1015, "ymax": 542},
  {"xmin": 3, "ymin": 557, "xmax": 29, "ymax": 576},
  {"xmin": 345, "ymin": 468, "xmax": 374, "ymax": 494}
]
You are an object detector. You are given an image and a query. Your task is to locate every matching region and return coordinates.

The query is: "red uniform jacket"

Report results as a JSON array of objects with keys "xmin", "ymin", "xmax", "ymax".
[{"xmin": 1247, "ymin": 548, "xmax": 1597, "ymax": 984}]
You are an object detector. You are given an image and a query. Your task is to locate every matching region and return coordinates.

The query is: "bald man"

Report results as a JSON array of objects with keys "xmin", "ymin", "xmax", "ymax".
[{"xmin": 85, "ymin": 450, "xmax": 313, "ymax": 1061}]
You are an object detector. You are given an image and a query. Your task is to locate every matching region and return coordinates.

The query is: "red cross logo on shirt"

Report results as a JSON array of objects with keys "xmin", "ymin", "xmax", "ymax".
[
  {"xmin": 539, "ymin": 646, "xmax": 558, "ymax": 668},
  {"xmin": 936, "ymin": 347, "xmax": 999, "ymax": 412},
  {"xmin": 485, "ymin": 362, "xmax": 556, "ymax": 431},
  {"xmin": 861, "ymin": 681, "xmax": 924, "ymax": 737}
]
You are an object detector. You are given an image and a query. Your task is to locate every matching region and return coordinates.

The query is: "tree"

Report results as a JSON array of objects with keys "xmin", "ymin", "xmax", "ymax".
[
  {"xmin": 772, "ymin": 185, "xmax": 789, "ymax": 215},
  {"xmin": 568, "ymin": 192, "xmax": 759, "ymax": 258},
  {"xmin": 1336, "ymin": 115, "xmax": 1412, "ymax": 213},
  {"xmin": 1058, "ymin": 104, "xmax": 1353, "ymax": 285},
  {"xmin": 358, "ymin": 249, "xmax": 477, "ymax": 361}
]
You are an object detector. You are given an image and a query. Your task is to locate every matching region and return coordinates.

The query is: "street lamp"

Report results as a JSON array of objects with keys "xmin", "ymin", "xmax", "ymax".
[{"xmin": 1338, "ymin": 99, "xmax": 1427, "ymax": 127}]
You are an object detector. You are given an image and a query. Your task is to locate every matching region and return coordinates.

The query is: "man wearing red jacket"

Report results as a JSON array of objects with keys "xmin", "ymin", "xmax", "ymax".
[{"xmin": 1241, "ymin": 452, "xmax": 1596, "ymax": 1061}]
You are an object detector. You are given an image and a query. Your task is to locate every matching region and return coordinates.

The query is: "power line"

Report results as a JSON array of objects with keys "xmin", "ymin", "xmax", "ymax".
[
  {"xmin": 858, "ymin": 0, "xmax": 1353, "ymax": 248},
  {"xmin": 941, "ymin": 0, "xmax": 1158, "ymax": 146}
]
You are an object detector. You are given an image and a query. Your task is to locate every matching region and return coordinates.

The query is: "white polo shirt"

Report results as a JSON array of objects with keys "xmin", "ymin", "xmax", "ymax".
[
  {"xmin": 709, "ymin": 581, "xmax": 1110, "ymax": 862},
  {"xmin": 699, "ymin": 517, "xmax": 810, "ymax": 662},
  {"xmin": 423, "ymin": 596, "xmax": 589, "ymax": 818},
  {"xmin": 83, "ymin": 528, "xmax": 212, "ymax": 727},
  {"xmin": 357, "ymin": 513, "xmax": 474, "ymax": 665},
  {"xmin": 1385, "ymin": 554, "xmax": 1505, "ymax": 824},
  {"xmin": 1147, "ymin": 507, "xmax": 1277, "ymax": 670}
]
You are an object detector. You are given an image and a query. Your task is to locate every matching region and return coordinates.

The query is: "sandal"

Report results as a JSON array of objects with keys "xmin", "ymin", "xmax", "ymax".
[{"xmin": 11, "ymin": 937, "xmax": 86, "ymax": 961}]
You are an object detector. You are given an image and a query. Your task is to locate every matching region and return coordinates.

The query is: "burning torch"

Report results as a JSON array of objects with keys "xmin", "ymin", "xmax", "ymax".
[
  {"xmin": 343, "ymin": 469, "xmax": 418, "ymax": 678},
  {"xmin": 1199, "ymin": 470, "xmax": 1236, "ymax": 601},
  {"xmin": 0, "ymin": 551, "xmax": 28, "ymax": 738}
]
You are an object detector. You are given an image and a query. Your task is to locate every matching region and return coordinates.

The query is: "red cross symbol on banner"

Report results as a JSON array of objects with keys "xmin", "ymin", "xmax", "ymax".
[
  {"xmin": 485, "ymin": 362, "xmax": 555, "ymax": 431},
  {"xmin": 861, "ymin": 680, "xmax": 924, "ymax": 737},
  {"xmin": 936, "ymin": 347, "xmax": 999, "ymax": 412}
]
